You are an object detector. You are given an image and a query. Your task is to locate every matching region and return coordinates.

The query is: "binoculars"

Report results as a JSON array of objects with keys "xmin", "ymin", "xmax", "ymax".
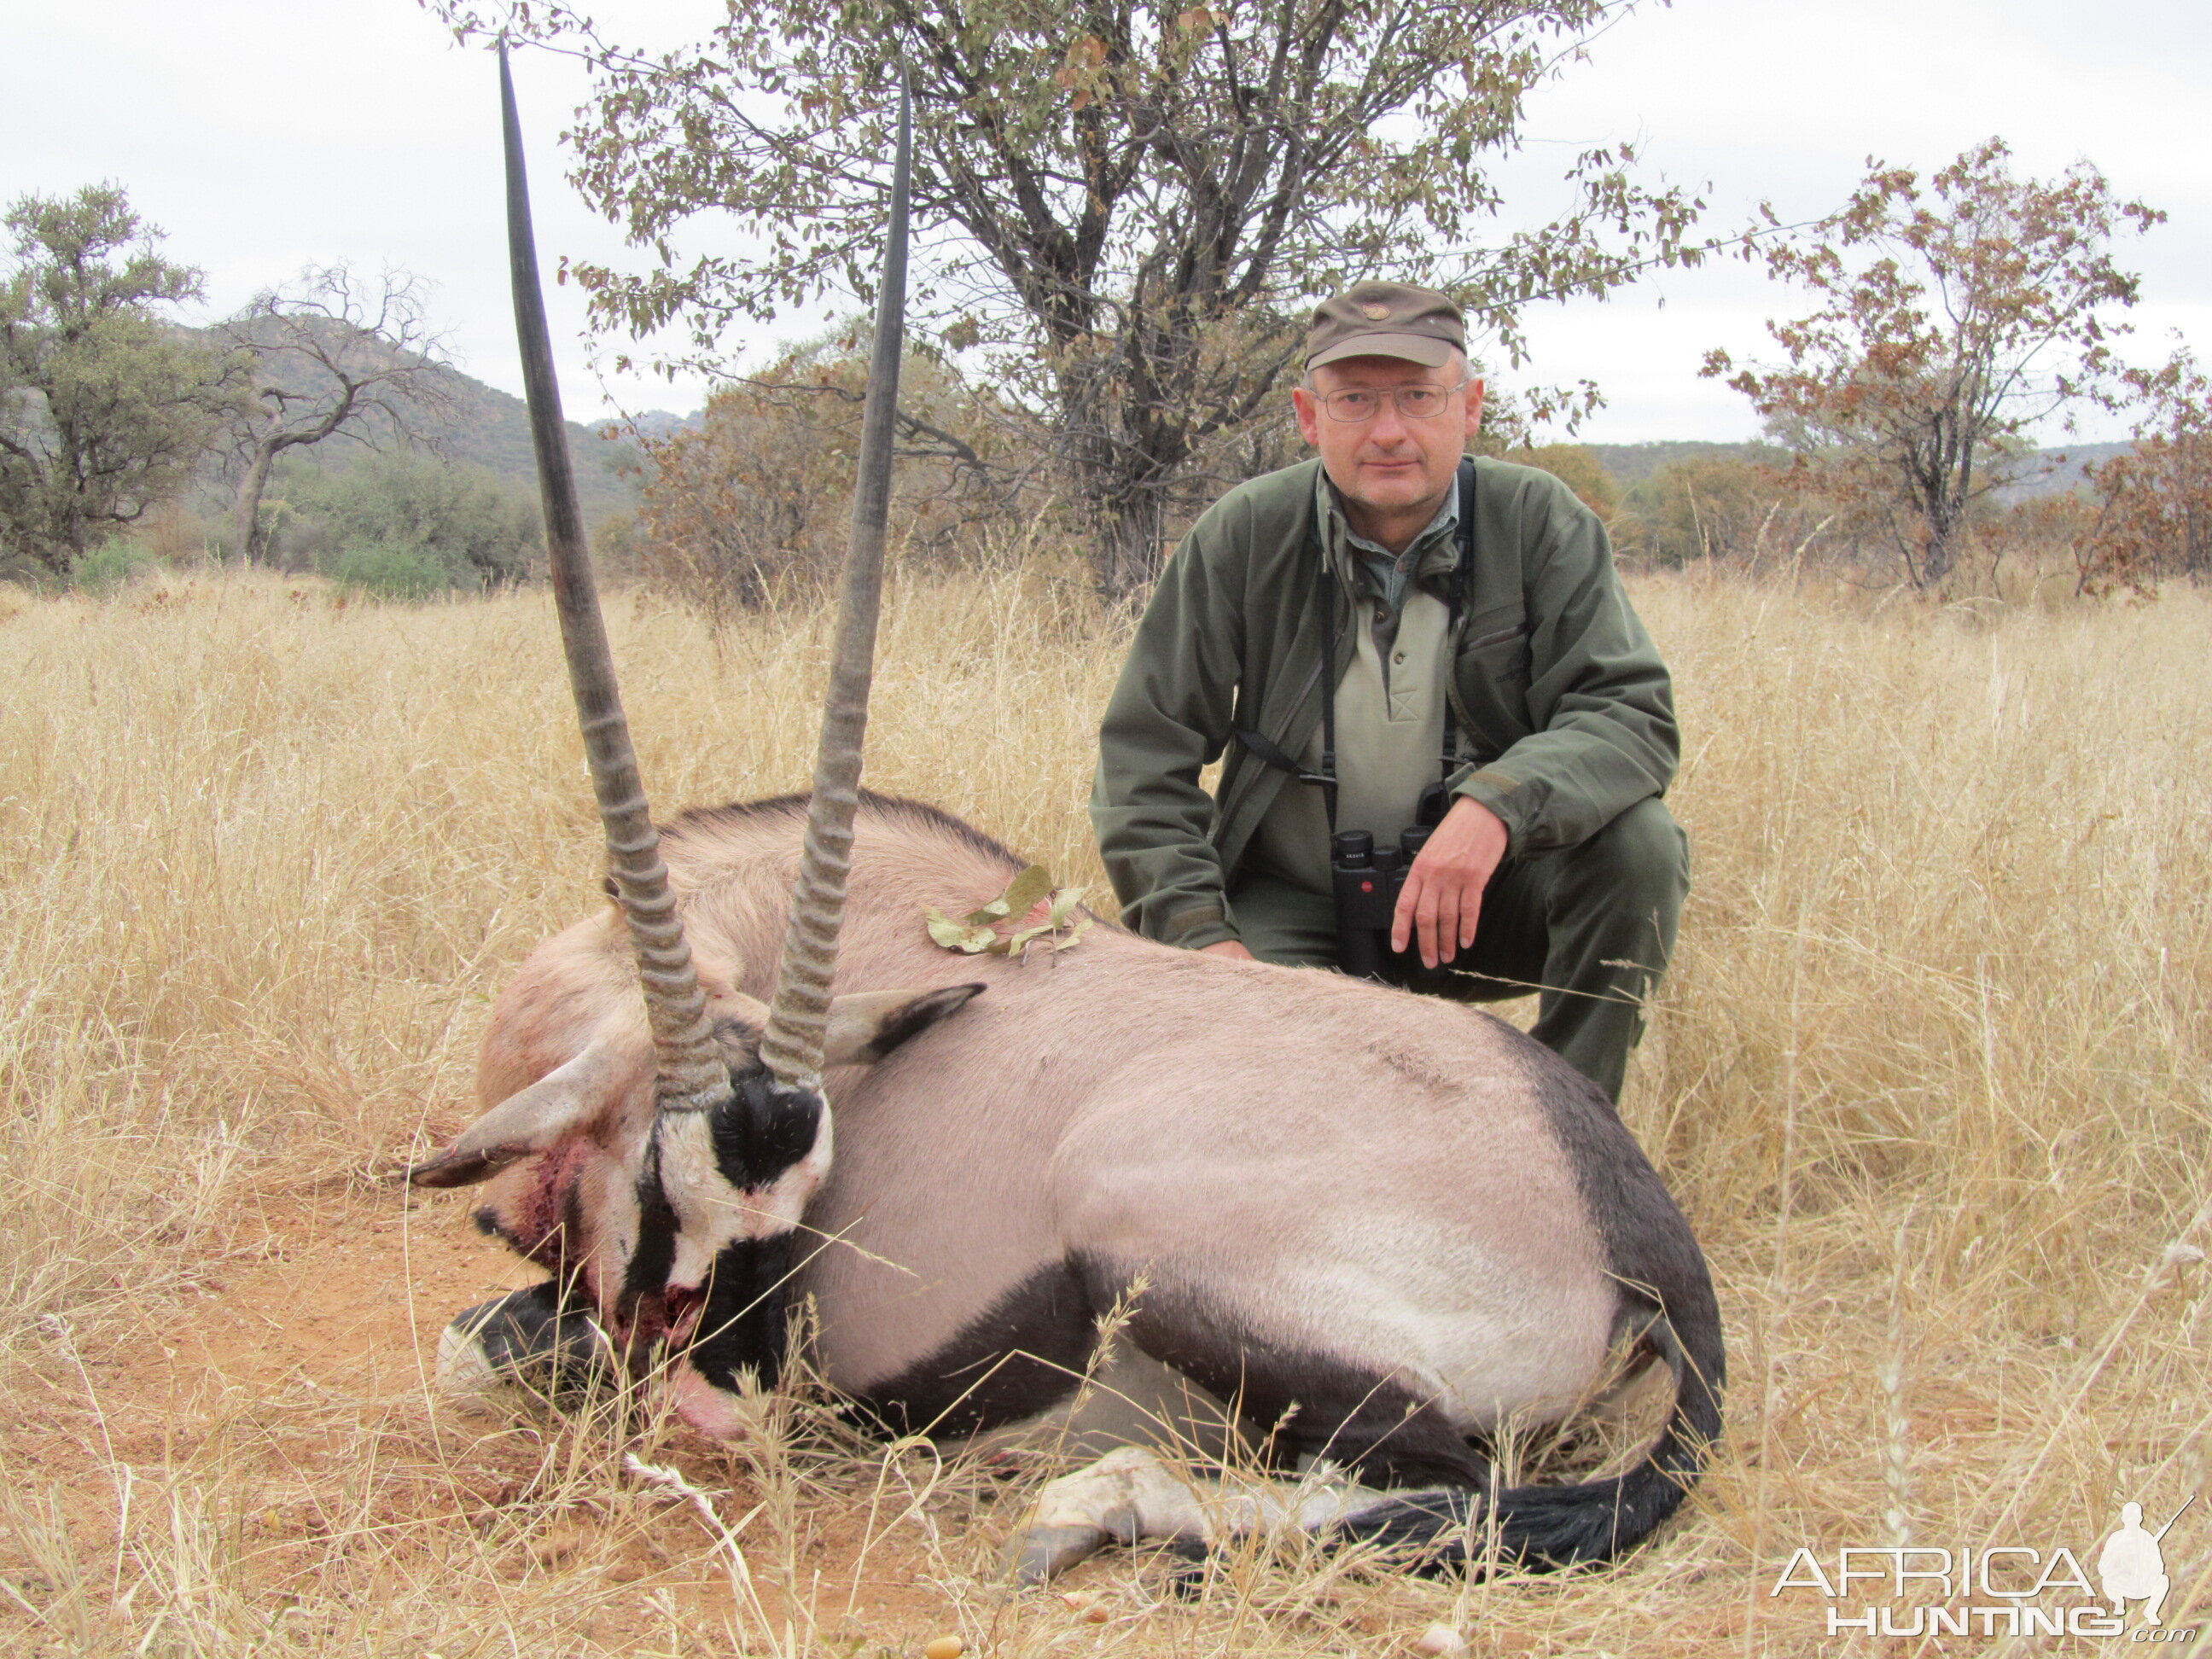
[{"xmin": 1330, "ymin": 822, "xmax": 1437, "ymax": 984}]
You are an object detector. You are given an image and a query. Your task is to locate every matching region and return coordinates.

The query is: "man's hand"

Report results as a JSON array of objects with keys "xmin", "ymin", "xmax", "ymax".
[
  {"xmin": 1393, "ymin": 797, "xmax": 1509, "ymax": 969},
  {"xmin": 1201, "ymin": 939, "xmax": 1257, "ymax": 961}
]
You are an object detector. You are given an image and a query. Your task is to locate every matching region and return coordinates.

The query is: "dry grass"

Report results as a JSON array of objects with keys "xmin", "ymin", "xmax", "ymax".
[{"xmin": 1, "ymin": 556, "xmax": 2208, "ymax": 1655}]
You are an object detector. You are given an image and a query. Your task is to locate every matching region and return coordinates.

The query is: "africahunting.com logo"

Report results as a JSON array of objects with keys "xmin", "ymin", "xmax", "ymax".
[{"xmin": 1770, "ymin": 1499, "xmax": 2197, "ymax": 1641}]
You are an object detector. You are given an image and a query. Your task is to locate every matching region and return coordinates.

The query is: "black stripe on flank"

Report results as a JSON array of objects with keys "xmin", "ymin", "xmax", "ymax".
[
  {"xmin": 849, "ymin": 1261, "xmax": 1097, "ymax": 1440},
  {"xmin": 1082, "ymin": 1266, "xmax": 1490, "ymax": 1489}
]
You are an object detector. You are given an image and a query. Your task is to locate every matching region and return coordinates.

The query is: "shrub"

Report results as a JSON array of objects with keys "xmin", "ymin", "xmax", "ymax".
[
  {"xmin": 2078, "ymin": 352, "xmax": 2212, "ymax": 596},
  {"xmin": 1500, "ymin": 444, "xmax": 1620, "ymax": 521},
  {"xmin": 1611, "ymin": 454, "xmax": 1845, "ymax": 570},
  {"xmin": 69, "ymin": 539, "xmax": 154, "ymax": 595},
  {"xmin": 286, "ymin": 451, "xmax": 540, "ymax": 588},
  {"xmin": 326, "ymin": 541, "xmax": 454, "ymax": 601},
  {"xmin": 638, "ymin": 338, "xmax": 1016, "ymax": 626}
]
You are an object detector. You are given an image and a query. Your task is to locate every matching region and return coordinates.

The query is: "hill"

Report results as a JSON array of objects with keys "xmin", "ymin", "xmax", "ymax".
[
  {"xmin": 1583, "ymin": 437, "xmax": 2135, "ymax": 504},
  {"xmin": 206, "ymin": 317, "xmax": 649, "ymax": 514},
  {"xmin": 1585, "ymin": 440, "xmax": 1784, "ymax": 486},
  {"xmin": 410, "ymin": 359, "xmax": 647, "ymax": 512}
]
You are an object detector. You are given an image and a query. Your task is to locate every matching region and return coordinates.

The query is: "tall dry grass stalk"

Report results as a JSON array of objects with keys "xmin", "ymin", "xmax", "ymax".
[{"xmin": 1, "ymin": 558, "xmax": 2207, "ymax": 1654}]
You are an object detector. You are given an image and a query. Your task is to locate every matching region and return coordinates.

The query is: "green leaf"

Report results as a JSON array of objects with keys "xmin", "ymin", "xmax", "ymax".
[
  {"xmin": 997, "ymin": 864, "xmax": 1056, "ymax": 921},
  {"xmin": 928, "ymin": 866, "xmax": 1097, "ymax": 959},
  {"xmin": 926, "ymin": 908, "xmax": 999, "ymax": 954}
]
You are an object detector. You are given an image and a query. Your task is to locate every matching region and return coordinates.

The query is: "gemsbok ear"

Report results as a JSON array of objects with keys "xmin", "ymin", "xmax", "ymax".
[
  {"xmin": 405, "ymin": 1039, "xmax": 626, "ymax": 1189},
  {"xmin": 824, "ymin": 984, "xmax": 987, "ymax": 1066}
]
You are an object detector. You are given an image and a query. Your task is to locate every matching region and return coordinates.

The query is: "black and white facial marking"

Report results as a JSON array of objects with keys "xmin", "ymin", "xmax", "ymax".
[
  {"xmin": 599, "ymin": 1062, "xmax": 832, "ymax": 1412},
  {"xmin": 658, "ymin": 1064, "xmax": 833, "ymax": 1262}
]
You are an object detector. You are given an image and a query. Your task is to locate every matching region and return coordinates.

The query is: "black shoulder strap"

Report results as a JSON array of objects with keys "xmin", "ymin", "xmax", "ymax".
[
  {"xmin": 1454, "ymin": 456, "xmax": 1478, "ymax": 613},
  {"xmin": 1233, "ymin": 515, "xmax": 1341, "ymax": 827},
  {"xmin": 1437, "ymin": 456, "xmax": 1478, "ymax": 774}
]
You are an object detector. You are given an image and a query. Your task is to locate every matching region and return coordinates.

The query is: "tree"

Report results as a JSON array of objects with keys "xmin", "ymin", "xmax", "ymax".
[
  {"xmin": 2079, "ymin": 350, "xmax": 2212, "ymax": 596},
  {"xmin": 219, "ymin": 266, "xmax": 456, "ymax": 564},
  {"xmin": 429, "ymin": 0, "xmax": 1704, "ymax": 597},
  {"xmin": 1704, "ymin": 139, "xmax": 2162, "ymax": 589},
  {"xmin": 638, "ymin": 337, "xmax": 1022, "ymax": 626},
  {"xmin": 0, "ymin": 183, "xmax": 243, "ymax": 577}
]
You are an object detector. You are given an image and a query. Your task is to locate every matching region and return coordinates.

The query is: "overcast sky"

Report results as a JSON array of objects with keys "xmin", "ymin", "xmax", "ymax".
[{"xmin": 8, "ymin": 0, "xmax": 2205, "ymax": 444}]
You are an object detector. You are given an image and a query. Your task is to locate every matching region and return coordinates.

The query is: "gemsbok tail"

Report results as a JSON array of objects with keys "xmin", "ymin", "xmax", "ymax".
[{"xmin": 1335, "ymin": 1289, "xmax": 1725, "ymax": 1571}]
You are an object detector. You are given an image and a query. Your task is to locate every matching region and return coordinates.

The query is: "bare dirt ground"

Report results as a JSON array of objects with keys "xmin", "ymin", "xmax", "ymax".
[
  {"xmin": 4, "ymin": 1182, "xmax": 1003, "ymax": 1655},
  {"xmin": 3, "ymin": 1175, "xmax": 1758, "ymax": 1656}
]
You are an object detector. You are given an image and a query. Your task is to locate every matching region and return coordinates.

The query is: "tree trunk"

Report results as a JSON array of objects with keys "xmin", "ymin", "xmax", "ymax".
[
  {"xmin": 1919, "ymin": 493, "xmax": 1968, "ymax": 588},
  {"xmin": 1095, "ymin": 492, "xmax": 1167, "ymax": 602},
  {"xmin": 231, "ymin": 427, "xmax": 279, "ymax": 565}
]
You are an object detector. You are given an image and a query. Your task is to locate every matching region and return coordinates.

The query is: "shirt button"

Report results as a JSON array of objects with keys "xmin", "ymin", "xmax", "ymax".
[
  {"xmin": 1393, "ymin": 651, "xmax": 1406, "ymax": 664},
  {"xmin": 1373, "ymin": 608, "xmax": 1387, "ymax": 624}
]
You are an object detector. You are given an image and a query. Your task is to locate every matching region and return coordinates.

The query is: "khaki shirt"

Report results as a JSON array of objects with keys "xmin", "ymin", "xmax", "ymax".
[{"xmin": 1246, "ymin": 476, "xmax": 1458, "ymax": 894}]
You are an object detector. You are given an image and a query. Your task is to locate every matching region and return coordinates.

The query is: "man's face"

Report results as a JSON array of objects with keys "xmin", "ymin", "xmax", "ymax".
[{"xmin": 1292, "ymin": 355, "xmax": 1484, "ymax": 529}]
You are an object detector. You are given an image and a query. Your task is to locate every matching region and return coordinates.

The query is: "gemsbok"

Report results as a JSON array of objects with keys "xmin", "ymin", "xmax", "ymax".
[{"xmin": 410, "ymin": 52, "xmax": 1725, "ymax": 1584}]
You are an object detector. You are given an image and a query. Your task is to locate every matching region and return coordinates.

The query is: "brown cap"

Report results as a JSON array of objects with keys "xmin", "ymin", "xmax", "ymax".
[{"xmin": 1304, "ymin": 282, "xmax": 1464, "ymax": 370}]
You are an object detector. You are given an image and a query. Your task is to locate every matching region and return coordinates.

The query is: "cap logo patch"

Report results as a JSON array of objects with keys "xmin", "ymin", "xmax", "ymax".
[{"xmin": 1359, "ymin": 303, "xmax": 1392, "ymax": 320}]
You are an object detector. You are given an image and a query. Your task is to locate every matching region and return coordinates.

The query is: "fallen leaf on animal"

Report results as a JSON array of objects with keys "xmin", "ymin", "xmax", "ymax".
[{"xmin": 926, "ymin": 866, "xmax": 1091, "ymax": 957}]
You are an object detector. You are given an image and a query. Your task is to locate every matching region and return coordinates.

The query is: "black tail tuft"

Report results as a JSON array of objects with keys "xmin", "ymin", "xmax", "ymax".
[{"xmin": 1332, "ymin": 1307, "xmax": 1725, "ymax": 1574}]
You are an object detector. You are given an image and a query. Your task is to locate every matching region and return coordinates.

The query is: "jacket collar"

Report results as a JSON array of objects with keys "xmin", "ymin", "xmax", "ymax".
[{"xmin": 1313, "ymin": 465, "xmax": 1463, "ymax": 602}]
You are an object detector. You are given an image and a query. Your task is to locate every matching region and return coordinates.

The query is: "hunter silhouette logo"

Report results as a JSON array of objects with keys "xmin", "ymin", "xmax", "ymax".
[{"xmin": 2100, "ymin": 1498, "xmax": 2192, "ymax": 1627}]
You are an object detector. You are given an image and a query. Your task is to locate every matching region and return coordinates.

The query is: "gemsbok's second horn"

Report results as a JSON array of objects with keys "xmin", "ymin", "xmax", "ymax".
[
  {"xmin": 498, "ymin": 44, "xmax": 727, "ymax": 1117},
  {"xmin": 756, "ymin": 73, "xmax": 915, "ymax": 1093}
]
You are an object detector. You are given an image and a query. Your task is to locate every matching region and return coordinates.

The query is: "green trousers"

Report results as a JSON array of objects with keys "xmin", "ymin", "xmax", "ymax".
[{"xmin": 1226, "ymin": 796, "xmax": 1689, "ymax": 1102}]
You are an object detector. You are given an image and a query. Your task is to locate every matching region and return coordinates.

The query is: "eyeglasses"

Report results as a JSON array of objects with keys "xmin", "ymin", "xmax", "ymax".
[{"xmin": 1308, "ymin": 381, "xmax": 1470, "ymax": 422}]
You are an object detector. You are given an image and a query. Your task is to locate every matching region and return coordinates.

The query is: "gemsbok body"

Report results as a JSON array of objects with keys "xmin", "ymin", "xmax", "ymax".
[
  {"xmin": 419, "ymin": 51, "xmax": 1723, "ymax": 1582},
  {"xmin": 428, "ymin": 791, "xmax": 1725, "ymax": 1575}
]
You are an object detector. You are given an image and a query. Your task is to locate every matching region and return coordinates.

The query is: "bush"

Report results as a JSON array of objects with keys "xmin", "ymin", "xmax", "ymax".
[
  {"xmin": 1611, "ymin": 453, "xmax": 1844, "ymax": 570},
  {"xmin": 1499, "ymin": 444, "xmax": 1619, "ymax": 521},
  {"xmin": 326, "ymin": 541, "xmax": 455, "ymax": 601},
  {"xmin": 283, "ymin": 452, "xmax": 541, "ymax": 588},
  {"xmin": 69, "ymin": 539, "xmax": 154, "ymax": 595}
]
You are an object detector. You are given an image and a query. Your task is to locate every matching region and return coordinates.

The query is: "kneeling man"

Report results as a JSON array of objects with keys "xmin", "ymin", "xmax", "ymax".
[{"xmin": 1091, "ymin": 282, "xmax": 1686, "ymax": 1102}]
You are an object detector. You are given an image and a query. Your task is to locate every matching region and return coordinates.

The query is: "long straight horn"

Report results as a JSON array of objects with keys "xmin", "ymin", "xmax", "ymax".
[
  {"xmin": 500, "ymin": 45, "xmax": 728, "ymax": 1115},
  {"xmin": 756, "ymin": 76, "xmax": 913, "ymax": 1093}
]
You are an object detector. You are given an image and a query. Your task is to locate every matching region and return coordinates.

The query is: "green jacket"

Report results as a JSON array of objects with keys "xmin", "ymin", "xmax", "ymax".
[{"xmin": 1090, "ymin": 456, "xmax": 1679, "ymax": 951}]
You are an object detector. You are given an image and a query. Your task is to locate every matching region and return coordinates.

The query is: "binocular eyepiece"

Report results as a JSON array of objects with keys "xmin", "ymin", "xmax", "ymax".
[{"xmin": 1330, "ymin": 824, "xmax": 1435, "ymax": 983}]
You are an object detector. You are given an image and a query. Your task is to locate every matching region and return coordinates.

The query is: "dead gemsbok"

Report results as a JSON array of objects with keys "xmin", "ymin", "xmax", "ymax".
[{"xmin": 410, "ymin": 55, "xmax": 1725, "ymax": 1583}]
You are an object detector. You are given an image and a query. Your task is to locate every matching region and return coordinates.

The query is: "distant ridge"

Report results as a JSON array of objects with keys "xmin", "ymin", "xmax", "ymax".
[
  {"xmin": 411, "ymin": 359, "xmax": 647, "ymax": 511},
  {"xmin": 1584, "ymin": 440, "xmax": 1783, "ymax": 486},
  {"xmin": 1580, "ymin": 437, "xmax": 2133, "ymax": 502}
]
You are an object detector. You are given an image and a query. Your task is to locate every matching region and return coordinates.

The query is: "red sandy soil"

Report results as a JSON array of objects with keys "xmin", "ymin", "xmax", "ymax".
[{"xmin": 1, "ymin": 1184, "xmax": 1028, "ymax": 1655}]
